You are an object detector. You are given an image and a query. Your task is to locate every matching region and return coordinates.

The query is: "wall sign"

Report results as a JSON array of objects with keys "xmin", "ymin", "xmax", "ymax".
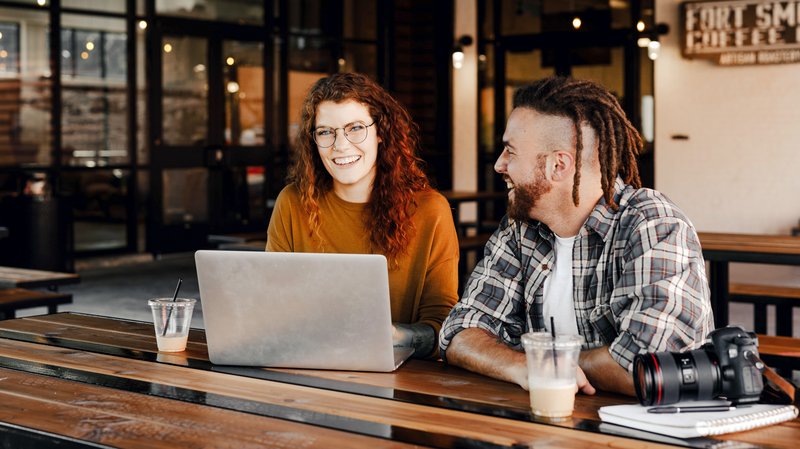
[{"xmin": 681, "ymin": 1, "xmax": 800, "ymax": 65}]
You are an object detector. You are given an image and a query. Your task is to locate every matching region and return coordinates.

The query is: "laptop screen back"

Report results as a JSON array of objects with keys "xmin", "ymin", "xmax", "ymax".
[{"xmin": 195, "ymin": 250, "xmax": 402, "ymax": 371}]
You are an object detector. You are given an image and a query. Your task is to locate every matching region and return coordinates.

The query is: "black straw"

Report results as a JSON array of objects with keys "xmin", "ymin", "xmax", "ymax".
[
  {"xmin": 550, "ymin": 316, "xmax": 559, "ymax": 376},
  {"xmin": 161, "ymin": 278, "xmax": 183, "ymax": 337}
]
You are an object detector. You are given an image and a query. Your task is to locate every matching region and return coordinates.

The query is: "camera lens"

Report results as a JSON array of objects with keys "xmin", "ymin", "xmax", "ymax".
[{"xmin": 633, "ymin": 349, "xmax": 721, "ymax": 406}]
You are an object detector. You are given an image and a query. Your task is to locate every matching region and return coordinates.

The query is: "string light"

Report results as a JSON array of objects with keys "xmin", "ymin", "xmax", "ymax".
[{"xmin": 572, "ymin": 17, "xmax": 582, "ymax": 29}]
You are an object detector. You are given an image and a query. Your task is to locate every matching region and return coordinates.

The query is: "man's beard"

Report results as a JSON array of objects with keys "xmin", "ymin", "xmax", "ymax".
[{"xmin": 507, "ymin": 157, "xmax": 552, "ymax": 221}]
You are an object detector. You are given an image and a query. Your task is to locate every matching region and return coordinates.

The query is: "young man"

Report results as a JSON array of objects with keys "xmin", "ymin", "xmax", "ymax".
[{"xmin": 439, "ymin": 76, "xmax": 713, "ymax": 396}]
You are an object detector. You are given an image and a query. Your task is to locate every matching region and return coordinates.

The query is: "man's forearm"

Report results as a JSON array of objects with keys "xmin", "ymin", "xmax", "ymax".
[
  {"xmin": 579, "ymin": 346, "xmax": 635, "ymax": 396},
  {"xmin": 445, "ymin": 328, "xmax": 528, "ymax": 388}
]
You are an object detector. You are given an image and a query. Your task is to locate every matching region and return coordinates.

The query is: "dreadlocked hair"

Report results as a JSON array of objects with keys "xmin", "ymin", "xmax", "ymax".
[
  {"xmin": 512, "ymin": 76, "xmax": 642, "ymax": 210},
  {"xmin": 289, "ymin": 72, "xmax": 430, "ymax": 267}
]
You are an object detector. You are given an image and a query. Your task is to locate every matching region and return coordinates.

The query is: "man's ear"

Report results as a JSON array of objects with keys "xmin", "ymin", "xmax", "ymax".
[{"xmin": 550, "ymin": 151, "xmax": 575, "ymax": 182}]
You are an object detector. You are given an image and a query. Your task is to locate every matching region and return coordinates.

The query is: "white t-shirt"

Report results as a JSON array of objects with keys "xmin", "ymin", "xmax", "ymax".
[{"xmin": 542, "ymin": 234, "xmax": 580, "ymax": 336}]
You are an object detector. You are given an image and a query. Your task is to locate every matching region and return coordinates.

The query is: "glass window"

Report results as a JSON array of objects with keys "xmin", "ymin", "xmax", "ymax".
[
  {"xmin": 74, "ymin": 29, "xmax": 103, "ymax": 77},
  {"xmin": 499, "ymin": 0, "xmax": 629, "ymax": 36},
  {"xmin": 156, "ymin": 0, "xmax": 264, "ymax": 25},
  {"xmin": 162, "ymin": 36, "xmax": 207, "ymax": 146},
  {"xmin": 340, "ymin": 43, "xmax": 376, "ymax": 77},
  {"xmin": 60, "ymin": 29, "xmax": 73, "ymax": 75},
  {"xmin": 288, "ymin": 0, "xmax": 324, "ymax": 34},
  {"xmin": 162, "ymin": 168, "xmax": 208, "ymax": 224},
  {"xmin": 287, "ymin": 35, "xmax": 330, "ymax": 148},
  {"xmin": 105, "ymin": 32, "xmax": 126, "ymax": 80},
  {"xmin": 1, "ymin": 0, "xmax": 44, "ymax": 5},
  {"xmin": 0, "ymin": 8, "xmax": 51, "ymax": 167},
  {"xmin": 0, "ymin": 22, "xmax": 20, "ymax": 74},
  {"xmin": 61, "ymin": 15, "xmax": 128, "ymax": 167},
  {"xmin": 136, "ymin": 24, "xmax": 147, "ymax": 164},
  {"xmin": 62, "ymin": 0, "xmax": 126, "ymax": 14},
  {"xmin": 481, "ymin": 0, "xmax": 495, "ymax": 41},
  {"xmin": 64, "ymin": 169, "xmax": 129, "ymax": 252},
  {"xmin": 500, "ymin": 0, "xmax": 543, "ymax": 35},
  {"xmin": 288, "ymin": 69, "xmax": 326, "ymax": 147},
  {"xmin": 478, "ymin": 44, "xmax": 494, "ymax": 154},
  {"xmin": 223, "ymin": 40, "xmax": 264, "ymax": 147},
  {"xmin": 289, "ymin": 35, "xmax": 330, "ymax": 72},
  {"xmin": 343, "ymin": 0, "xmax": 376, "ymax": 40}
]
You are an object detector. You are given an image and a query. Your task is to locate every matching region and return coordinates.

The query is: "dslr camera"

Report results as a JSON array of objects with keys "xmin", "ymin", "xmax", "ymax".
[{"xmin": 633, "ymin": 326, "xmax": 764, "ymax": 406}]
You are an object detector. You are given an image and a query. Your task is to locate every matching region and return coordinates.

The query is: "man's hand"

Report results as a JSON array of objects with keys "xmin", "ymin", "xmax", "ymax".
[
  {"xmin": 579, "ymin": 346, "xmax": 635, "ymax": 396},
  {"xmin": 576, "ymin": 366, "xmax": 596, "ymax": 395}
]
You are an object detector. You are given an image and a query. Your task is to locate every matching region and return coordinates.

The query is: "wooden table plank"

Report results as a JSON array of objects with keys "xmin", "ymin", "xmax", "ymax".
[
  {"xmin": 0, "ymin": 265, "xmax": 80, "ymax": 289},
  {"xmin": 699, "ymin": 232, "xmax": 800, "ymax": 256},
  {"xmin": 0, "ymin": 337, "xmax": 682, "ymax": 449},
  {"xmin": 2, "ymin": 314, "xmax": 798, "ymax": 449},
  {"xmin": 0, "ymin": 367, "xmax": 416, "ymax": 449},
  {"xmin": 5, "ymin": 313, "xmax": 621, "ymax": 416}
]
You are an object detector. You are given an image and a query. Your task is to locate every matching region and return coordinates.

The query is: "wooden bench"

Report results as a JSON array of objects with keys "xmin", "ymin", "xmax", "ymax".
[
  {"xmin": 0, "ymin": 288, "xmax": 72, "ymax": 320},
  {"xmin": 219, "ymin": 240, "xmax": 268, "ymax": 251},
  {"xmin": 755, "ymin": 334, "xmax": 800, "ymax": 373},
  {"xmin": 0, "ymin": 266, "xmax": 80, "ymax": 290},
  {"xmin": 729, "ymin": 283, "xmax": 800, "ymax": 336},
  {"xmin": 208, "ymin": 231, "xmax": 266, "ymax": 246}
]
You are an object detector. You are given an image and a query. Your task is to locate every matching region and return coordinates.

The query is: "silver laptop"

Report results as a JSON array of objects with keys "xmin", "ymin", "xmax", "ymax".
[{"xmin": 195, "ymin": 250, "xmax": 414, "ymax": 372}]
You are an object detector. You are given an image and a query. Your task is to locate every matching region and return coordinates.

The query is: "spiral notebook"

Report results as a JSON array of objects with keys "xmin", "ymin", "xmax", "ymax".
[{"xmin": 599, "ymin": 401, "xmax": 798, "ymax": 438}]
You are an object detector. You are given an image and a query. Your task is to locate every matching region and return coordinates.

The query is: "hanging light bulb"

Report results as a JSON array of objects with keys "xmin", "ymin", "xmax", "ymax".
[
  {"xmin": 452, "ymin": 48, "xmax": 465, "ymax": 69},
  {"xmin": 572, "ymin": 17, "xmax": 582, "ymax": 29},
  {"xmin": 647, "ymin": 40, "xmax": 661, "ymax": 60},
  {"xmin": 451, "ymin": 35, "xmax": 472, "ymax": 70},
  {"xmin": 637, "ymin": 20, "xmax": 645, "ymax": 32}
]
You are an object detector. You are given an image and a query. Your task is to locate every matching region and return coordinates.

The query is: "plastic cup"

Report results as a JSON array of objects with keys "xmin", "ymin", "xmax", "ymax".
[
  {"xmin": 521, "ymin": 332, "xmax": 583, "ymax": 419},
  {"xmin": 148, "ymin": 297, "xmax": 196, "ymax": 352}
]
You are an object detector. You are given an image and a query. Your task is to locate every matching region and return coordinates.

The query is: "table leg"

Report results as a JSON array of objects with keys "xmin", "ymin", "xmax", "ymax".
[{"xmin": 709, "ymin": 261, "xmax": 729, "ymax": 329}]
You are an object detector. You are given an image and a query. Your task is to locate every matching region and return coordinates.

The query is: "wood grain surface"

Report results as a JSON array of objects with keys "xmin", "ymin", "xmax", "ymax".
[
  {"xmin": 0, "ymin": 313, "xmax": 796, "ymax": 449},
  {"xmin": 698, "ymin": 232, "xmax": 800, "ymax": 256}
]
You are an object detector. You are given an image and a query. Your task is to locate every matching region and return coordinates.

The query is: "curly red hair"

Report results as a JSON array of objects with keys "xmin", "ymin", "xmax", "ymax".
[{"xmin": 290, "ymin": 72, "xmax": 430, "ymax": 265}]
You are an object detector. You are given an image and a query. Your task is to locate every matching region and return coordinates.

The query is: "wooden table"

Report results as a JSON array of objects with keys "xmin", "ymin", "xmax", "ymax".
[
  {"xmin": 0, "ymin": 265, "xmax": 81, "ymax": 290},
  {"xmin": 698, "ymin": 232, "xmax": 800, "ymax": 329},
  {"xmin": 0, "ymin": 313, "xmax": 795, "ymax": 448}
]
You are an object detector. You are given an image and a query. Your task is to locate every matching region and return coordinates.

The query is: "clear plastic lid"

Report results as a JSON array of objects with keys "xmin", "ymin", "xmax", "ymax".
[
  {"xmin": 148, "ymin": 298, "xmax": 196, "ymax": 307},
  {"xmin": 521, "ymin": 332, "xmax": 582, "ymax": 349}
]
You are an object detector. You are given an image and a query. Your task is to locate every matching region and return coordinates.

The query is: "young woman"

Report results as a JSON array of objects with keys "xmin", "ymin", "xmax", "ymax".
[{"xmin": 266, "ymin": 72, "xmax": 459, "ymax": 358}]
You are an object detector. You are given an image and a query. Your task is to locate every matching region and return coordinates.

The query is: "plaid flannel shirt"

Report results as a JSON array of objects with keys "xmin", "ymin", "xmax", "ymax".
[{"xmin": 440, "ymin": 177, "xmax": 713, "ymax": 371}]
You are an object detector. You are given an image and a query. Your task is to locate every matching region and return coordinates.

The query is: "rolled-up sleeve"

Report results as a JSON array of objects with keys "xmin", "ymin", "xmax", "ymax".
[
  {"xmin": 439, "ymin": 219, "xmax": 529, "ymax": 362},
  {"xmin": 608, "ymin": 217, "xmax": 713, "ymax": 371}
]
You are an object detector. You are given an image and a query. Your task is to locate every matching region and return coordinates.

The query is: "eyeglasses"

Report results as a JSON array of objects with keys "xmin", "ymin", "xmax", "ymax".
[{"xmin": 312, "ymin": 121, "xmax": 375, "ymax": 148}]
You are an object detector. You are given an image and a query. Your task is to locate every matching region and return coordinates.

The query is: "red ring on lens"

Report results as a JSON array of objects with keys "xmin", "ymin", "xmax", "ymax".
[{"xmin": 650, "ymin": 353, "xmax": 663, "ymax": 405}]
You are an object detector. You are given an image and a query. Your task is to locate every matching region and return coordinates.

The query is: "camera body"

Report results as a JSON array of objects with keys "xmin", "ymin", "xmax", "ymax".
[{"xmin": 633, "ymin": 326, "xmax": 763, "ymax": 406}]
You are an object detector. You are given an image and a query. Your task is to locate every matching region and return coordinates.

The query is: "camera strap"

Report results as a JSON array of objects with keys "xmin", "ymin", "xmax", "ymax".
[{"xmin": 745, "ymin": 351, "xmax": 797, "ymax": 406}]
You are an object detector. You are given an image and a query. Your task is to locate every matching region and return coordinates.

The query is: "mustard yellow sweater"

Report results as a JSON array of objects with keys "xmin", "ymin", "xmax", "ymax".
[{"xmin": 266, "ymin": 184, "xmax": 459, "ymax": 338}]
